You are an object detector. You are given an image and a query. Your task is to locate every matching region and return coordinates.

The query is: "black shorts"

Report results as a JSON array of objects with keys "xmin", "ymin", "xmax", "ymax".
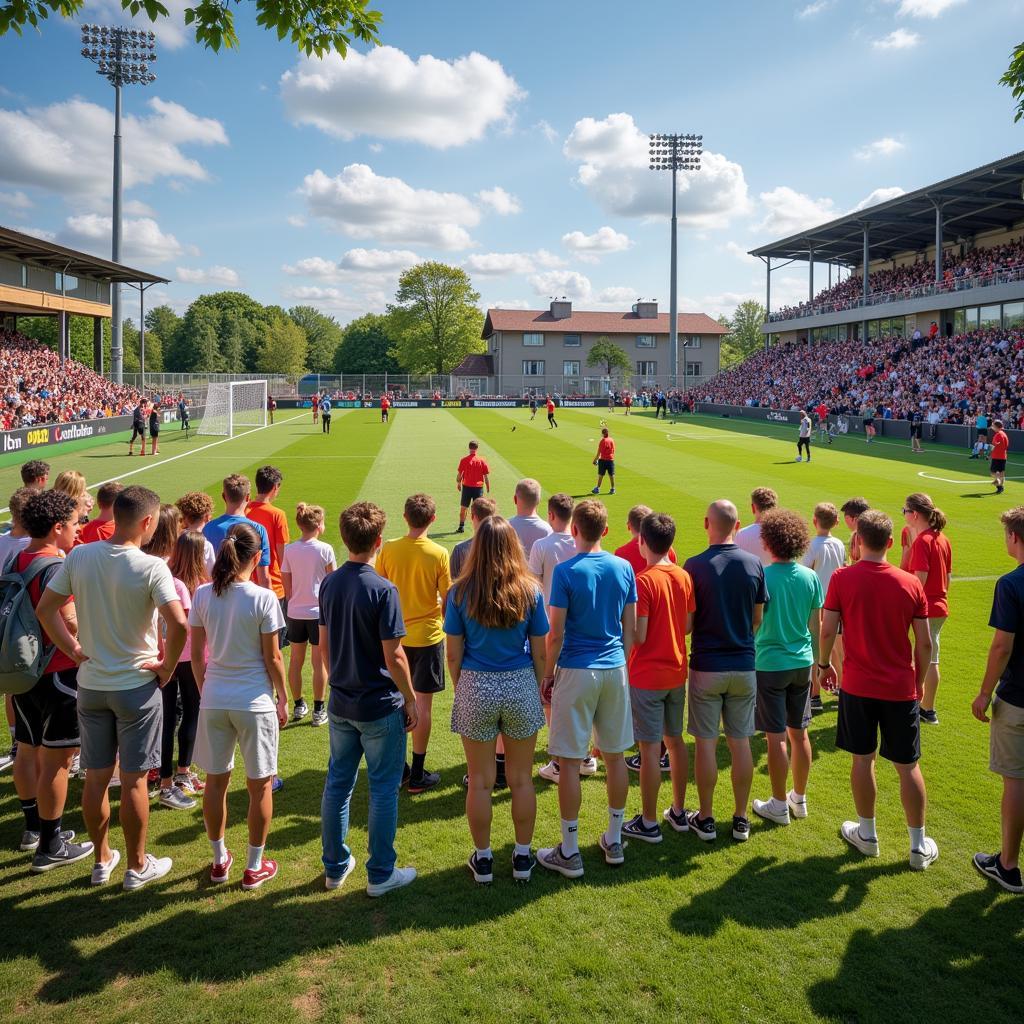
[
  {"xmin": 149, "ymin": 424, "xmax": 159, "ymax": 437},
  {"xmin": 755, "ymin": 668, "xmax": 812, "ymax": 733},
  {"xmin": 597, "ymin": 458, "xmax": 615, "ymax": 475},
  {"xmin": 405, "ymin": 641, "xmax": 445, "ymax": 694},
  {"xmin": 911, "ymin": 423, "xmax": 922, "ymax": 438},
  {"xmin": 460, "ymin": 485, "xmax": 484, "ymax": 508},
  {"xmin": 286, "ymin": 616, "xmax": 319, "ymax": 645},
  {"xmin": 547, "ymin": 411, "xmax": 556, "ymax": 421},
  {"xmin": 130, "ymin": 425, "xmax": 146, "ymax": 441},
  {"xmin": 12, "ymin": 668, "xmax": 80, "ymax": 748},
  {"xmin": 277, "ymin": 597, "xmax": 290, "ymax": 649},
  {"xmin": 836, "ymin": 691, "xmax": 920, "ymax": 764},
  {"xmin": 863, "ymin": 418, "xmax": 874, "ymax": 428},
  {"xmin": 991, "ymin": 458, "xmax": 1007, "ymax": 473}
]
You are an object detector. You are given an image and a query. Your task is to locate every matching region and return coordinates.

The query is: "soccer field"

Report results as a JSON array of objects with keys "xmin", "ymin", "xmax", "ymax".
[{"xmin": 1, "ymin": 406, "xmax": 1020, "ymax": 1024}]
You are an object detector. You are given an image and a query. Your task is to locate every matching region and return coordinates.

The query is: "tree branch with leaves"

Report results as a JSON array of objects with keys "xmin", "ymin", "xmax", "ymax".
[{"xmin": 586, "ymin": 336, "xmax": 631, "ymax": 379}]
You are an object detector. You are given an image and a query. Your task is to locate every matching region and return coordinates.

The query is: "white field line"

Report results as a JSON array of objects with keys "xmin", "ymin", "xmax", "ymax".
[
  {"xmin": 917, "ymin": 471, "xmax": 1024, "ymax": 485},
  {"xmin": 950, "ymin": 575, "xmax": 1000, "ymax": 583}
]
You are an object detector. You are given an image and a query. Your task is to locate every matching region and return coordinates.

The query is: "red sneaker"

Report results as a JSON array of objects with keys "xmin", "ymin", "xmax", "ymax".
[
  {"xmin": 242, "ymin": 858, "xmax": 278, "ymax": 891},
  {"xmin": 210, "ymin": 850, "xmax": 233, "ymax": 884}
]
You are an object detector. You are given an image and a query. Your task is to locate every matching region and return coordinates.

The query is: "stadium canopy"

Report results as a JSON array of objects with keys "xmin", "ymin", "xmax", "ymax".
[{"xmin": 749, "ymin": 149, "xmax": 1024, "ymax": 265}]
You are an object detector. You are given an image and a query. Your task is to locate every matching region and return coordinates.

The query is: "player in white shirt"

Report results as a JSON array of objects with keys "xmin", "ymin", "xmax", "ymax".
[
  {"xmin": 0, "ymin": 487, "xmax": 33, "ymax": 569},
  {"xmin": 734, "ymin": 487, "xmax": 777, "ymax": 567}
]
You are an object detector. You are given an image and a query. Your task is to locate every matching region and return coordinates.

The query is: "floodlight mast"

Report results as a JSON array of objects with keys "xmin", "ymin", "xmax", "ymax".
[
  {"xmin": 648, "ymin": 133, "xmax": 703, "ymax": 388},
  {"xmin": 80, "ymin": 25, "xmax": 157, "ymax": 383}
]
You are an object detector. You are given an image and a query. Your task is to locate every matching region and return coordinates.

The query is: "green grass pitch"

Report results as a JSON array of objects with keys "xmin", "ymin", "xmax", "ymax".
[{"xmin": 0, "ymin": 406, "xmax": 1020, "ymax": 1024}]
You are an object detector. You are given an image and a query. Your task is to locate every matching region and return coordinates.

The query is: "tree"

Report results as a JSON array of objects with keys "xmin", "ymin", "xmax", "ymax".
[
  {"xmin": 1001, "ymin": 42, "xmax": 1024, "ymax": 121},
  {"xmin": 389, "ymin": 262, "xmax": 484, "ymax": 374},
  {"xmin": 720, "ymin": 300, "xmax": 767, "ymax": 369},
  {"xmin": 122, "ymin": 318, "xmax": 163, "ymax": 373},
  {"xmin": 289, "ymin": 305, "xmax": 343, "ymax": 372},
  {"xmin": 165, "ymin": 291, "xmax": 270, "ymax": 372},
  {"xmin": 333, "ymin": 312, "xmax": 401, "ymax": 374},
  {"xmin": 586, "ymin": 336, "xmax": 631, "ymax": 378},
  {"xmin": 0, "ymin": 0, "xmax": 382, "ymax": 59},
  {"xmin": 256, "ymin": 310, "xmax": 307, "ymax": 377}
]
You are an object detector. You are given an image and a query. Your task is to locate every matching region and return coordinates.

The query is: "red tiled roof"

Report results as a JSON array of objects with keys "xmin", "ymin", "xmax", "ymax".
[
  {"xmin": 482, "ymin": 309, "xmax": 728, "ymax": 337},
  {"xmin": 452, "ymin": 353, "xmax": 495, "ymax": 376}
]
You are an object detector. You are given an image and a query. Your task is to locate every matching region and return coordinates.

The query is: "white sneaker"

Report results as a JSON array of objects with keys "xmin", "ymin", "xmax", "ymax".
[
  {"xmin": 795, "ymin": 456, "xmax": 802, "ymax": 462},
  {"xmin": 841, "ymin": 820, "xmax": 880, "ymax": 858},
  {"xmin": 123, "ymin": 853, "xmax": 173, "ymax": 891},
  {"xmin": 70, "ymin": 753, "xmax": 81, "ymax": 778},
  {"xmin": 538, "ymin": 760, "xmax": 560, "ymax": 783},
  {"xmin": 158, "ymin": 784, "xmax": 197, "ymax": 810},
  {"xmin": 366, "ymin": 866, "xmax": 416, "ymax": 897},
  {"xmin": 326, "ymin": 854, "xmax": 357, "ymax": 891},
  {"xmin": 910, "ymin": 837, "xmax": 939, "ymax": 871},
  {"xmin": 752, "ymin": 798, "xmax": 790, "ymax": 825},
  {"xmin": 91, "ymin": 848, "xmax": 121, "ymax": 885},
  {"xmin": 579, "ymin": 756, "xmax": 598, "ymax": 777},
  {"xmin": 787, "ymin": 791, "xmax": 808, "ymax": 819}
]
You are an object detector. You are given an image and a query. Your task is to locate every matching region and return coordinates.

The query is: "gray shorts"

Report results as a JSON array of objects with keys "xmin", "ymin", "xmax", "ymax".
[
  {"xmin": 990, "ymin": 696, "xmax": 1024, "ymax": 779},
  {"xmin": 928, "ymin": 617, "xmax": 945, "ymax": 665},
  {"xmin": 630, "ymin": 686, "xmax": 686, "ymax": 743},
  {"xmin": 195, "ymin": 707, "xmax": 279, "ymax": 780},
  {"xmin": 687, "ymin": 669, "xmax": 756, "ymax": 740},
  {"xmin": 77, "ymin": 680, "xmax": 162, "ymax": 774},
  {"xmin": 755, "ymin": 667, "xmax": 812, "ymax": 733},
  {"xmin": 450, "ymin": 665, "xmax": 545, "ymax": 742},
  {"xmin": 548, "ymin": 665, "xmax": 633, "ymax": 759}
]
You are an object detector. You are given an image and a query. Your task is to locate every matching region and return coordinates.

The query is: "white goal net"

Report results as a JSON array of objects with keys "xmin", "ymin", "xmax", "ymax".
[{"xmin": 197, "ymin": 380, "xmax": 268, "ymax": 437}]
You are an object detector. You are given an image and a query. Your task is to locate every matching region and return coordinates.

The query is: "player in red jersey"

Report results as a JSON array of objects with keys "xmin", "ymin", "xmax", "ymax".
[
  {"xmin": 546, "ymin": 395, "xmax": 558, "ymax": 429},
  {"xmin": 381, "ymin": 394, "xmax": 391, "ymax": 424},
  {"xmin": 311, "ymin": 393, "xmax": 319, "ymax": 424}
]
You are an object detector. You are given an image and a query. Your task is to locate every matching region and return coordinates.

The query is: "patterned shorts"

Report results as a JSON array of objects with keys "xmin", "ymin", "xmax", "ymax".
[{"xmin": 451, "ymin": 665, "xmax": 546, "ymax": 742}]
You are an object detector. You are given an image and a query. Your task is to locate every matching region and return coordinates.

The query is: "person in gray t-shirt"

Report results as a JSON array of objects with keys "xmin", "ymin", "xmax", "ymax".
[
  {"xmin": 508, "ymin": 478, "xmax": 552, "ymax": 558},
  {"xmin": 450, "ymin": 496, "xmax": 498, "ymax": 579}
]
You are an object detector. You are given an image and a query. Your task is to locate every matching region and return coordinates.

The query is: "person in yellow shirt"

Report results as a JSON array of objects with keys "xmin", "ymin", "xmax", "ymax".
[{"xmin": 376, "ymin": 493, "xmax": 452, "ymax": 794}]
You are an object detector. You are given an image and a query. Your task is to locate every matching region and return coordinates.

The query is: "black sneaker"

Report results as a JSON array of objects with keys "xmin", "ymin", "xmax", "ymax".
[
  {"xmin": 810, "ymin": 695, "xmax": 824, "ymax": 713},
  {"xmin": 625, "ymin": 753, "xmax": 642, "ymax": 773},
  {"xmin": 512, "ymin": 850, "xmax": 536, "ymax": 881},
  {"xmin": 659, "ymin": 752, "xmax": 671, "ymax": 773},
  {"xmin": 662, "ymin": 806, "xmax": 689, "ymax": 832},
  {"xmin": 919, "ymin": 708, "xmax": 940, "ymax": 726},
  {"xmin": 732, "ymin": 815, "xmax": 751, "ymax": 842},
  {"xmin": 30, "ymin": 838, "xmax": 94, "ymax": 873},
  {"xmin": 455, "ymin": 524, "xmax": 466, "ymax": 534},
  {"xmin": 408, "ymin": 769, "xmax": 440, "ymax": 794},
  {"xmin": 973, "ymin": 852, "xmax": 1023, "ymax": 893},
  {"xmin": 467, "ymin": 852, "xmax": 493, "ymax": 883},
  {"xmin": 686, "ymin": 810, "xmax": 717, "ymax": 841},
  {"xmin": 622, "ymin": 814, "xmax": 663, "ymax": 844}
]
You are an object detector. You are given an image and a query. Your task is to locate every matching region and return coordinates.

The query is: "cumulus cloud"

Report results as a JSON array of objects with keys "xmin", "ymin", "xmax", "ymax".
[
  {"xmin": 528, "ymin": 270, "xmax": 593, "ymax": 300},
  {"xmin": 0, "ymin": 189, "xmax": 31, "ymax": 210},
  {"xmin": 298, "ymin": 164, "xmax": 479, "ymax": 249},
  {"xmin": 175, "ymin": 265, "xmax": 240, "ymax": 285},
  {"xmin": 280, "ymin": 46, "xmax": 523, "ymax": 148},
  {"xmin": 477, "ymin": 186, "xmax": 521, "ymax": 215},
  {"xmin": 888, "ymin": 0, "xmax": 964, "ymax": 16},
  {"xmin": 464, "ymin": 252, "xmax": 538, "ymax": 276},
  {"xmin": 280, "ymin": 284, "xmax": 388, "ymax": 316},
  {"xmin": 850, "ymin": 186, "xmax": 907, "ymax": 211},
  {"xmin": 535, "ymin": 120, "xmax": 558, "ymax": 143},
  {"xmin": 282, "ymin": 249, "xmax": 419, "ymax": 278},
  {"xmin": 798, "ymin": 1, "xmax": 832, "ymax": 16},
  {"xmin": 561, "ymin": 226, "xmax": 632, "ymax": 262},
  {"xmin": 62, "ymin": 214, "xmax": 184, "ymax": 263},
  {"xmin": 872, "ymin": 28, "xmax": 920, "ymax": 49},
  {"xmin": 855, "ymin": 136, "xmax": 906, "ymax": 160},
  {"xmin": 82, "ymin": 0, "xmax": 192, "ymax": 48},
  {"xmin": 287, "ymin": 215, "xmax": 306, "ymax": 228},
  {"xmin": 19, "ymin": 225, "xmax": 56, "ymax": 241},
  {"xmin": 757, "ymin": 184, "xmax": 908, "ymax": 237}
]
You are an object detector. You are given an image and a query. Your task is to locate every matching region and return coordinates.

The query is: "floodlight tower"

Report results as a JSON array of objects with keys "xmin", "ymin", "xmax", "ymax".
[
  {"xmin": 648, "ymin": 133, "xmax": 703, "ymax": 388},
  {"xmin": 81, "ymin": 24, "xmax": 157, "ymax": 383}
]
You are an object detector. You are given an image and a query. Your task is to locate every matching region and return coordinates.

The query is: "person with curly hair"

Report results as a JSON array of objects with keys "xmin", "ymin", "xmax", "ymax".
[{"xmin": 175, "ymin": 491, "xmax": 217, "ymax": 575}]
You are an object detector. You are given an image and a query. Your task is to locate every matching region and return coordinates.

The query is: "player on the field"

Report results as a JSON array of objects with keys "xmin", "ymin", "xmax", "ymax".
[
  {"xmin": 320, "ymin": 395, "xmax": 332, "ymax": 434},
  {"xmin": 546, "ymin": 395, "xmax": 558, "ymax": 429},
  {"xmin": 381, "ymin": 394, "xmax": 390, "ymax": 423},
  {"xmin": 128, "ymin": 400, "xmax": 146, "ymax": 456},
  {"xmin": 815, "ymin": 401, "xmax": 830, "ymax": 443},
  {"xmin": 529, "ymin": 395, "xmax": 538, "ymax": 420},
  {"xmin": 311, "ymin": 393, "xmax": 319, "ymax": 424},
  {"xmin": 910, "ymin": 408, "xmax": 924, "ymax": 453},
  {"xmin": 991, "ymin": 419, "xmax": 1009, "ymax": 494},
  {"xmin": 592, "ymin": 428, "xmax": 616, "ymax": 495},
  {"xmin": 623, "ymin": 391, "xmax": 633, "ymax": 416},
  {"xmin": 796, "ymin": 410, "xmax": 812, "ymax": 463},
  {"xmin": 861, "ymin": 404, "xmax": 876, "ymax": 444},
  {"xmin": 266, "ymin": 393, "xmax": 276, "ymax": 425},
  {"xmin": 607, "ymin": 392, "xmax": 615, "ymax": 413},
  {"xmin": 455, "ymin": 441, "xmax": 491, "ymax": 534}
]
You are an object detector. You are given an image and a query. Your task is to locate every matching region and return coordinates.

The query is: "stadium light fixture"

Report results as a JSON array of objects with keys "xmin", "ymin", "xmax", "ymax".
[
  {"xmin": 81, "ymin": 24, "xmax": 157, "ymax": 384},
  {"xmin": 648, "ymin": 132, "xmax": 703, "ymax": 388}
]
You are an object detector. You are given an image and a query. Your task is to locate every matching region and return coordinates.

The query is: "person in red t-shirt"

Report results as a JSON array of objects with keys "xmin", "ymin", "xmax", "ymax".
[
  {"xmin": 623, "ymin": 392, "xmax": 633, "ymax": 416},
  {"xmin": 591, "ymin": 428, "xmax": 617, "ymax": 495},
  {"xmin": 819, "ymin": 510, "xmax": 938, "ymax": 870},
  {"xmin": 546, "ymin": 395, "xmax": 558, "ymax": 429},
  {"xmin": 76, "ymin": 481, "xmax": 124, "ymax": 545},
  {"xmin": 455, "ymin": 441, "xmax": 491, "ymax": 533},
  {"xmin": 904, "ymin": 493, "xmax": 951, "ymax": 726},
  {"xmin": 11, "ymin": 489, "xmax": 94, "ymax": 871},
  {"xmin": 621, "ymin": 512, "xmax": 694, "ymax": 842},
  {"xmin": 614, "ymin": 504, "xmax": 677, "ymax": 576},
  {"xmin": 991, "ymin": 419, "xmax": 1009, "ymax": 493},
  {"xmin": 381, "ymin": 395, "xmax": 390, "ymax": 424},
  {"xmin": 311, "ymin": 392, "xmax": 319, "ymax": 424},
  {"xmin": 245, "ymin": 464, "xmax": 290, "ymax": 607}
]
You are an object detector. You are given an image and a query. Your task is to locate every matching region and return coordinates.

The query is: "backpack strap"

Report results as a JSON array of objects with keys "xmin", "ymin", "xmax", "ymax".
[{"xmin": 15, "ymin": 555, "xmax": 64, "ymax": 592}]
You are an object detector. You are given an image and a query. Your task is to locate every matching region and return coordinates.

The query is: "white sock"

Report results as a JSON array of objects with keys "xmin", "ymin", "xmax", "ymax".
[
  {"xmin": 858, "ymin": 816, "xmax": 877, "ymax": 841},
  {"xmin": 908, "ymin": 825, "xmax": 926, "ymax": 851},
  {"xmin": 475, "ymin": 846, "xmax": 492, "ymax": 861},
  {"xmin": 789, "ymin": 789, "xmax": 806, "ymax": 804},
  {"xmin": 605, "ymin": 807, "xmax": 625, "ymax": 845},
  {"xmin": 769, "ymin": 796, "xmax": 789, "ymax": 814},
  {"xmin": 246, "ymin": 844, "xmax": 265, "ymax": 872},
  {"xmin": 560, "ymin": 818, "xmax": 579, "ymax": 856},
  {"xmin": 514, "ymin": 843, "xmax": 531, "ymax": 858},
  {"xmin": 641, "ymin": 816, "xmax": 658, "ymax": 829},
  {"xmin": 210, "ymin": 836, "xmax": 227, "ymax": 865}
]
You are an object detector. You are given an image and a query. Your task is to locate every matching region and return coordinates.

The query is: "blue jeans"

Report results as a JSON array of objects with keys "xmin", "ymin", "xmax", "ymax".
[{"xmin": 321, "ymin": 708, "xmax": 406, "ymax": 884}]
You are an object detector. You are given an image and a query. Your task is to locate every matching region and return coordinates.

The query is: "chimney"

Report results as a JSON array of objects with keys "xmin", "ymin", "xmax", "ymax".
[
  {"xmin": 549, "ymin": 298, "xmax": 572, "ymax": 320},
  {"xmin": 632, "ymin": 300, "xmax": 658, "ymax": 319}
]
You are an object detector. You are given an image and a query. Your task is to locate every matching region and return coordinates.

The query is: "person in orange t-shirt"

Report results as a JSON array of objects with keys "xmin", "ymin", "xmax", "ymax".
[
  {"xmin": 381, "ymin": 394, "xmax": 390, "ymax": 423},
  {"xmin": 455, "ymin": 441, "xmax": 490, "ymax": 533},
  {"xmin": 991, "ymin": 419, "xmax": 1010, "ymax": 493},
  {"xmin": 245, "ymin": 465, "xmax": 291, "ymax": 609},
  {"xmin": 591, "ymin": 428, "xmax": 616, "ymax": 496},
  {"xmin": 545, "ymin": 395, "xmax": 558, "ymax": 429},
  {"xmin": 622, "ymin": 512, "xmax": 695, "ymax": 843},
  {"xmin": 76, "ymin": 481, "xmax": 124, "ymax": 545}
]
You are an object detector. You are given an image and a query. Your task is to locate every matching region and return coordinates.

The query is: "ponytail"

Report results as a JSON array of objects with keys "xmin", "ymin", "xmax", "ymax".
[
  {"xmin": 928, "ymin": 506, "xmax": 947, "ymax": 532},
  {"xmin": 904, "ymin": 492, "xmax": 947, "ymax": 533},
  {"xmin": 211, "ymin": 522, "xmax": 260, "ymax": 596}
]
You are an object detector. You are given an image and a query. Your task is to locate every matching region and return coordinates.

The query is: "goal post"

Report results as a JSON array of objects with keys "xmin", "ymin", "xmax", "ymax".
[{"xmin": 196, "ymin": 380, "xmax": 268, "ymax": 437}]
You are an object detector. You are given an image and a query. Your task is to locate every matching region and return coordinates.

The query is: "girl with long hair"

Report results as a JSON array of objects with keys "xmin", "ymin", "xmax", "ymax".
[{"xmin": 444, "ymin": 516, "xmax": 549, "ymax": 883}]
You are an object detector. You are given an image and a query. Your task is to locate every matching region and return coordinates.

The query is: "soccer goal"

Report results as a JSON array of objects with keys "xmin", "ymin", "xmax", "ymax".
[{"xmin": 196, "ymin": 380, "xmax": 268, "ymax": 437}]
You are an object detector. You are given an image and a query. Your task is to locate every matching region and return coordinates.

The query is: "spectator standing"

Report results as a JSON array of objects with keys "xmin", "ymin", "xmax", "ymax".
[
  {"xmin": 175, "ymin": 491, "xmax": 217, "ymax": 574},
  {"xmin": 614, "ymin": 504, "xmax": 678, "ymax": 576},
  {"xmin": 0, "ymin": 487, "xmax": 33, "ymax": 568},
  {"xmin": 735, "ymin": 487, "xmax": 778, "ymax": 566},
  {"xmin": 20, "ymin": 460, "xmax": 50, "ymax": 489},
  {"xmin": 508, "ymin": 478, "xmax": 552, "ymax": 556},
  {"xmin": 450, "ymin": 496, "xmax": 497, "ymax": 580},
  {"xmin": 77, "ymin": 482, "xmax": 124, "ymax": 545},
  {"xmin": 203, "ymin": 475, "xmax": 271, "ymax": 589},
  {"xmin": 801, "ymin": 502, "xmax": 847, "ymax": 706}
]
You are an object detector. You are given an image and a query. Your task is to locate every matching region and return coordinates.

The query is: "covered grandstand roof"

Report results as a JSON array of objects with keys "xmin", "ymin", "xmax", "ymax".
[
  {"xmin": 749, "ymin": 150, "xmax": 1024, "ymax": 265},
  {"xmin": 0, "ymin": 225, "xmax": 169, "ymax": 284}
]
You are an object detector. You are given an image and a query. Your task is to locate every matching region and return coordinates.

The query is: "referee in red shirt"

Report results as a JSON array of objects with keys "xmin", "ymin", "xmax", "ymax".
[
  {"xmin": 455, "ymin": 441, "xmax": 490, "ymax": 534},
  {"xmin": 591, "ymin": 428, "xmax": 616, "ymax": 496}
]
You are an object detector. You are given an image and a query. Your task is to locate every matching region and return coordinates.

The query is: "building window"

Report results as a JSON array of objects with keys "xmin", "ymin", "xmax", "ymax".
[
  {"xmin": 980, "ymin": 304, "xmax": 1001, "ymax": 330},
  {"xmin": 563, "ymin": 333, "xmax": 581, "ymax": 347},
  {"xmin": 1004, "ymin": 301, "xmax": 1024, "ymax": 329},
  {"xmin": 685, "ymin": 361, "xmax": 702, "ymax": 376},
  {"xmin": 563, "ymin": 360, "xmax": 580, "ymax": 376},
  {"xmin": 523, "ymin": 332, "xmax": 544, "ymax": 346},
  {"xmin": 523, "ymin": 360, "xmax": 545, "ymax": 375},
  {"xmin": 636, "ymin": 334, "xmax": 656, "ymax": 348},
  {"xmin": 636, "ymin": 360, "xmax": 657, "ymax": 376},
  {"xmin": 686, "ymin": 335, "xmax": 702, "ymax": 348}
]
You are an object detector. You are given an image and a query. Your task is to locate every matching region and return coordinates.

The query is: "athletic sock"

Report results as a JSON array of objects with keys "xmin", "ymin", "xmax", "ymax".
[
  {"xmin": 411, "ymin": 752, "xmax": 426, "ymax": 780},
  {"xmin": 641, "ymin": 816, "xmax": 658, "ymax": 830},
  {"xmin": 39, "ymin": 816, "xmax": 62, "ymax": 854},
  {"xmin": 474, "ymin": 847, "xmax": 493, "ymax": 861},
  {"xmin": 246, "ymin": 844, "xmax": 265, "ymax": 872},
  {"xmin": 605, "ymin": 806, "xmax": 625, "ymax": 846},
  {"xmin": 514, "ymin": 843, "xmax": 531, "ymax": 858},
  {"xmin": 210, "ymin": 837, "xmax": 227, "ymax": 865},
  {"xmin": 858, "ymin": 816, "xmax": 877, "ymax": 841},
  {"xmin": 560, "ymin": 818, "xmax": 579, "ymax": 856},
  {"xmin": 789, "ymin": 789, "xmax": 806, "ymax": 804},
  {"xmin": 20, "ymin": 799, "xmax": 40, "ymax": 833},
  {"xmin": 313, "ymin": 700, "xmax": 325, "ymax": 713},
  {"xmin": 908, "ymin": 825, "xmax": 926, "ymax": 851},
  {"xmin": 768, "ymin": 797, "xmax": 789, "ymax": 815}
]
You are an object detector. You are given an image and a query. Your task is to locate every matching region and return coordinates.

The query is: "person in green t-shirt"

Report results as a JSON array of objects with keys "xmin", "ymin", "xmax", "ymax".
[{"xmin": 751, "ymin": 509, "xmax": 823, "ymax": 827}]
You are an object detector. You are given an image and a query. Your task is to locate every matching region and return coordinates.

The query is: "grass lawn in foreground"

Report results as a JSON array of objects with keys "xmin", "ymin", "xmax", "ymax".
[{"xmin": 0, "ymin": 406, "xmax": 1021, "ymax": 1024}]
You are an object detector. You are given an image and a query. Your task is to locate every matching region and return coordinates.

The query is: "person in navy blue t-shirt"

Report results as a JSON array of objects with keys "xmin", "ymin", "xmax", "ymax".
[
  {"xmin": 318, "ymin": 501, "xmax": 418, "ymax": 898},
  {"xmin": 683, "ymin": 499, "xmax": 768, "ymax": 844},
  {"xmin": 972, "ymin": 506, "xmax": 1024, "ymax": 894}
]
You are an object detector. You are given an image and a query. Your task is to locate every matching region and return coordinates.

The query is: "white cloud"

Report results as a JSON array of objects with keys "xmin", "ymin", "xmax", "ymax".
[
  {"xmin": 82, "ymin": 0, "xmax": 192, "ymax": 49},
  {"xmin": 280, "ymin": 46, "xmax": 523, "ymax": 148},
  {"xmin": 593, "ymin": 285, "xmax": 638, "ymax": 305},
  {"xmin": 528, "ymin": 270, "xmax": 593, "ymax": 300},
  {"xmin": 798, "ymin": 1, "xmax": 831, "ymax": 17},
  {"xmin": 0, "ymin": 189, "xmax": 31, "ymax": 210},
  {"xmin": 477, "ymin": 186, "xmax": 521, "ymax": 216},
  {"xmin": 757, "ymin": 184, "xmax": 908, "ymax": 237},
  {"xmin": 563, "ymin": 112, "xmax": 750, "ymax": 227},
  {"xmin": 0, "ymin": 96, "xmax": 227, "ymax": 200},
  {"xmin": 872, "ymin": 29, "xmax": 920, "ymax": 49},
  {"xmin": 123, "ymin": 199, "xmax": 156, "ymax": 216},
  {"xmin": 536, "ymin": 120, "xmax": 558, "ymax": 143},
  {"xmin": 19, "ymin": 225, "xmax": 56, "ymax": 241},
  {"xmin": 850, "ymin": 186, "xmax": 907, "ymax": 211},
  {"xmin": 281, "ymin": 284, "xmax": 388, "ymax": 316},
  {"xmin": 562, "ymin": 226, "xmax": 632, "ymax": 262},
  {"xmin": 368, "ymin": 143, "xmax": 384, "ymax": 153},
  {"xmin": 287, "ymin": 215, "xmax": 306, "ymax": 228},
  {"xmin": 888, "ymin": 0, "xmax": 965, "ymax": 16},
  {"xmin": 298, "ymin": 164, "xmax": 479, "ymax": 249},
  {"xmin": 175, "ymin": 265, "xmax": 240, "ymax": 285},
  {"xmin": 855, "ymin": 136, "xmax": 906, "ymax": 160},
  {"xmin": 282, "ymin": 249, "xmax": 419, "ymax": 278},
  {"xmin": 465, "ymin": 252, "xmax": 538, "ymax": 276},
  {"xmin": 490, "ymin": 298, "xmax": 532, "ymax": 310},
  {"xmin": 62, "ymin": 214, "xmax": 184, "ymax": 263}
]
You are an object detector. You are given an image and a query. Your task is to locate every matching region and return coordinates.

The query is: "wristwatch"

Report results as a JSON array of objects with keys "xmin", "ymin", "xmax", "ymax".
[{"xmin": 817, "ymin": 663, "xmax": 831, "ymax": 669}]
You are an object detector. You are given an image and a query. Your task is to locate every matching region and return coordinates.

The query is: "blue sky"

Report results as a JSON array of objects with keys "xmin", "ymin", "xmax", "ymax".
[{"xmin": 1, "ymin": 0, "xmax": 1022, "ymax": 322}]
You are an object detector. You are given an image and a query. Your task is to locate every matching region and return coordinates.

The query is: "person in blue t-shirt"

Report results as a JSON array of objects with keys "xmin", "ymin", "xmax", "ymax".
[
  {"xmin": 972, "ymin": 506, "xmax": 1024, "ymax": 894},
  {"xmin": 320, "ymin": 396, "xmax": 332, "ymax": 434},
  {"xmin": 444, "ymin": 516, "xmax": 548, "ymax": 884},
  {"xmin": 318, "ymin": 501, "xmax": 418, "ymax": 897},
  {"xmin": 537, "ymin": 499, "xmax": 637, "ymax": 880},
  {"xmin": 683, "ymin": 499, "xmax": 768, "ymax": 844},
  {"xmin": 202, "ymin": 475, "xmax": 270, "ymax": 589}
]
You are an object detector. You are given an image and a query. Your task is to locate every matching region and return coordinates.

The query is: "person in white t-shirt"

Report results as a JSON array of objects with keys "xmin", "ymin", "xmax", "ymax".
[
  {"xmin": 0, "ymin": 487, "xmax": 33, "ymax": 569},
  {"xmin": 190, "ymin": 522, "xmax": 288, "ymax": 891},
  {"xmin": 281, "ymin": 503, "xmax": 336, "ymax": 728},
  {"xmin": 734, "ymin": 487, "xmax": 777, "ymax": 567}
]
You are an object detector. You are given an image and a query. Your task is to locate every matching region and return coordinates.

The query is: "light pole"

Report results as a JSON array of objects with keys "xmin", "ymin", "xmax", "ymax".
[
  {"xmin": 81, "ymin": 24, "xmax": 157, "ymax": 384},
  {"xmin": 648, "ymin": 132, "xmax": 702, "ymax": 388}
]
